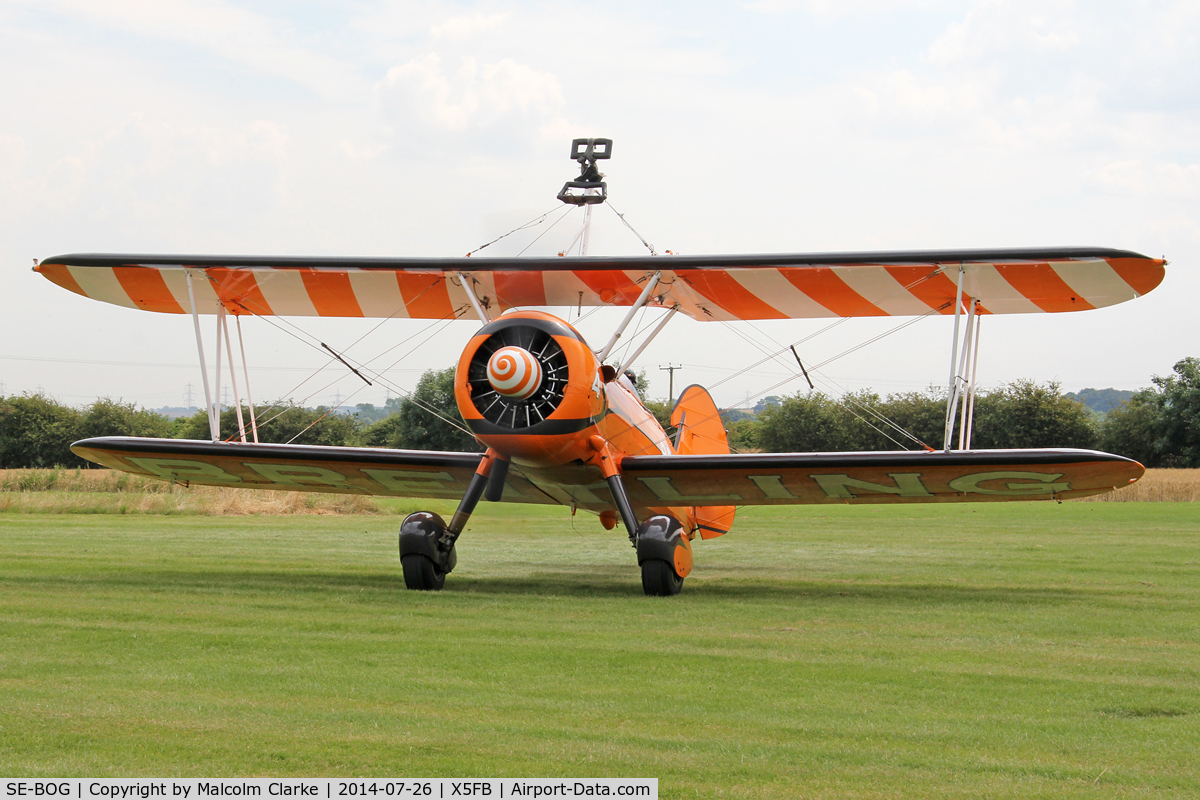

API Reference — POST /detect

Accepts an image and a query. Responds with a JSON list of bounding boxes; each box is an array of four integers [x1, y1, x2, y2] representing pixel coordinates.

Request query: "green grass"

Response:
[[1, 502, 1198, 798]]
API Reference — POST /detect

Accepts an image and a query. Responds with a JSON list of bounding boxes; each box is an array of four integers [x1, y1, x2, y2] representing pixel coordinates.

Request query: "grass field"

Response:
[[1, 499, 1198, 797]]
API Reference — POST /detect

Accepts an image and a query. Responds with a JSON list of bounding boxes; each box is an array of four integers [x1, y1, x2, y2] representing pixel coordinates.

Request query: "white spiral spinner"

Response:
[[486, 346, 543, 400]]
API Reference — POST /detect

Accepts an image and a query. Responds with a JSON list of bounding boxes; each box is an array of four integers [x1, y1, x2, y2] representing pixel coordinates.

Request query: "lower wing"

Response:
[[70, 437, 555, 504], [619, 449, 1142, 505], [73, 438, 1140, 506]]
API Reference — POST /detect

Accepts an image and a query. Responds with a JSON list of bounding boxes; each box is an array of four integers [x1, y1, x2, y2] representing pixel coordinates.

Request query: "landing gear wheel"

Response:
[[401, 553, 446, 591], [641, 558, 683, 597]]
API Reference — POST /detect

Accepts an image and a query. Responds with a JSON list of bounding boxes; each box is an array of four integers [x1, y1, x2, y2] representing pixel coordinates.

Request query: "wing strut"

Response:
[[617, 304, 679, 373], [945, 293, 979, 451], [458, 272, 491, 322], [221, 311, 247, 442], [186, 269, 219, 442], [214, 301, 227, 439], [960, 304, 982, 450], [943, 264, 965, 450], [581, 204, 594, 255], [597, 271, 661, 362], [235, 316, 260, 443]]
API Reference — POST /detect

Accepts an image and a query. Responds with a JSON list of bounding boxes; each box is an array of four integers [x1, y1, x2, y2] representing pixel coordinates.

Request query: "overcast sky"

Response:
[[1, 0, 1197, 412]]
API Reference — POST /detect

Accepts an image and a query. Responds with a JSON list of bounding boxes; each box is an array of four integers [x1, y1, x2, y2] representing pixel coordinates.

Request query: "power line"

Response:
[[0, 353, 427, 373]]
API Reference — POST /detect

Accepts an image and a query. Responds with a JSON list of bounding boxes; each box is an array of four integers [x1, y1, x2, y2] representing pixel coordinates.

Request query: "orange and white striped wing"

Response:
[[35, 248, 1164, 321]]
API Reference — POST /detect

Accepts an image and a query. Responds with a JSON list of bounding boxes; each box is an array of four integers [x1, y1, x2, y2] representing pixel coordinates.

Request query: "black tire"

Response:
[[641, 558, 683, 596], [401, 553, 446, 591]]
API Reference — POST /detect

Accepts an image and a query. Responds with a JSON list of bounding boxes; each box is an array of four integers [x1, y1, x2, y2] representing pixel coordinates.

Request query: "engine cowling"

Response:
[[455, 310, 605, 466]]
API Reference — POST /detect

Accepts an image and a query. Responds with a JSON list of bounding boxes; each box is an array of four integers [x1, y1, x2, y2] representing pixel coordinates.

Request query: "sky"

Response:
[[1, 0, 1197, 412]]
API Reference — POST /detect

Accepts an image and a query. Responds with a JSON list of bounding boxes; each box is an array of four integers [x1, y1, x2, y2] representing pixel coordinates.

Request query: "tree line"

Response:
[[0, 369, 478, 469], [3, 358, 1198, 469], [721, 357, 1200, 467]]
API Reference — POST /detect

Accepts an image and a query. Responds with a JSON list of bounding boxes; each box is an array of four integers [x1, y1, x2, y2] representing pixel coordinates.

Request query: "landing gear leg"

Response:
[[605, 472, 640, 548], [398, 450, 496, 591], [588, 437, 691, 595], [588, 436, 640, 547]]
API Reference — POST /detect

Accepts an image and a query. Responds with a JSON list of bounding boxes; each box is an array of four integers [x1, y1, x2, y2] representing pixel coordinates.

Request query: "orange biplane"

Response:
[[35, 139, 1165, 595]]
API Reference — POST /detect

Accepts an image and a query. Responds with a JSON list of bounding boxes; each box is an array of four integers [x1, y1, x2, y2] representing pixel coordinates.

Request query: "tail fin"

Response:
[[671, 384, 730, 456], [670, 385, 735, 539]]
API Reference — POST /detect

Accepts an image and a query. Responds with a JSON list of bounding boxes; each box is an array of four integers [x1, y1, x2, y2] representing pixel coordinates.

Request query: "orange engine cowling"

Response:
[[455, 310, 605, 467]]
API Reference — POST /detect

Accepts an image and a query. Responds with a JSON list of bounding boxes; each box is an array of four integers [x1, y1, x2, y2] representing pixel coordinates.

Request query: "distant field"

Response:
[[0, 468, 390, 515], [2, 467, 1197, 515], [1079, 468, 1200, 502], [1, 501, 1197, 797]]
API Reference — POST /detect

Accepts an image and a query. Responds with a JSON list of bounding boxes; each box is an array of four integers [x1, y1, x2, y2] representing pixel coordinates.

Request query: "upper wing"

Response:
[[618, 448, 1143, 505], [35, 247, 1164, 322], [71, 437, 557, 504]]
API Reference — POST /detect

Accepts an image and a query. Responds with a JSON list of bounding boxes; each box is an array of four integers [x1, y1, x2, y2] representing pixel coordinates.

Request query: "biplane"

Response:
[[35, 139, 1166, 595]]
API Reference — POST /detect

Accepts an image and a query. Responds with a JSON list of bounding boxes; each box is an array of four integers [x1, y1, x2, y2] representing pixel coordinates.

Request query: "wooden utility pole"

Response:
[[659, 363, 682, 402]]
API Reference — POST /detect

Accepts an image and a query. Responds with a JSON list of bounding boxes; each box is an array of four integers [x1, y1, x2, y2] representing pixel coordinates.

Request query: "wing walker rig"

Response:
[[37, 139, 1167, 595]]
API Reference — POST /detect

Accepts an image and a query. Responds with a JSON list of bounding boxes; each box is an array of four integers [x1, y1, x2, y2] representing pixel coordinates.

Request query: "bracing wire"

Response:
[[710, 305, 945, 450], [611, 306, 650, 368], [808, 307, 946, 373], [209, 196, 648, 442], [195, 208, 953, 450], [205, 279, 475, 441], [713, 318, 908, 449], [706, 267, 945, 392], [734, 308, 944, 412], [558, 211, 589, 257], [730, 318, 932, 450], [339, 313, 476, 431], [282, 309, 477, 444], [517, 205, 577, 256], [197, 197, 650, 444], [465, 205, 565, 256], [205, 273, 450, 404], [605, 202, 657, 255]]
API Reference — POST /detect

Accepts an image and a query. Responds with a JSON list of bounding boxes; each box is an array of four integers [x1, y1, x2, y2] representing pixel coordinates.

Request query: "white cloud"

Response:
[[9, 0, 364, 100], [924, 0, 1200, 108], [740, 0, 943, 18], [4, 0, 1199, 405], [376, 53, 566, 135], [0, 133, 29, 182], [926, 2, 1081, 65], [431, 12, 509, 40], [338, 140, 386, 161], [1089, 160, 1200, 200], [759, 0, 1200, 163], [243, 120, 290, 162]]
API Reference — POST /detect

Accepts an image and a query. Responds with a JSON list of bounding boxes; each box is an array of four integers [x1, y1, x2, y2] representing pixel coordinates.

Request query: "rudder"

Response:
[[670, 385, 735, 539]]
